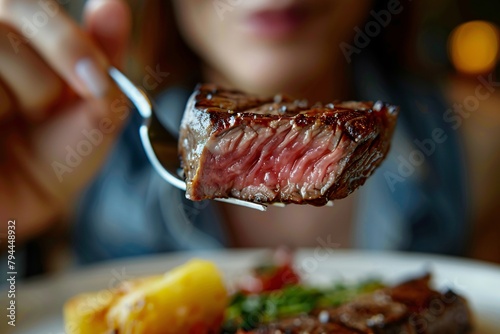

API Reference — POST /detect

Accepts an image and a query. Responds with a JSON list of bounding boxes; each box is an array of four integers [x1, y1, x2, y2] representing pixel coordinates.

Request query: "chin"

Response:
[[232, 70, 312, 97], [223, 50, 332, 97]]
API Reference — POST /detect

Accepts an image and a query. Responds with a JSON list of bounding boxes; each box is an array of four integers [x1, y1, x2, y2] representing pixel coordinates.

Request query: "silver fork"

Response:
[[108, 67, 268, 211]]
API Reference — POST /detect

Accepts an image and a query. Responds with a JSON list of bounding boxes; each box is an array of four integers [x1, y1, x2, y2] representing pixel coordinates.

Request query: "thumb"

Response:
[[83, 0, 131, 68]]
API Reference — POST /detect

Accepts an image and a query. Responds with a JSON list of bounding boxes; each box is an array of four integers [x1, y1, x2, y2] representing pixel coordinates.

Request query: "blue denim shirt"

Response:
[[74, 61, 470, 264]]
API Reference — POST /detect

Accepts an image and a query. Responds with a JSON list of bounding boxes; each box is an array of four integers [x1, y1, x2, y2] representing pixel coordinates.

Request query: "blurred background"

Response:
[[4, 0, 500, 279], [406, 0, 500, 264]]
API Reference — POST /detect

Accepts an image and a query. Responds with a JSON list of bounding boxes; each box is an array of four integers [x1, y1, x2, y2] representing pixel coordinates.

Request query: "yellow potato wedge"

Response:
[[64, 259, 227, 334]]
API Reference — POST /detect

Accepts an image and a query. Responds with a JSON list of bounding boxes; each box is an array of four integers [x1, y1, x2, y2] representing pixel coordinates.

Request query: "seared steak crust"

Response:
[[179, 84, 398, 205], [241, 275, 472, 334]]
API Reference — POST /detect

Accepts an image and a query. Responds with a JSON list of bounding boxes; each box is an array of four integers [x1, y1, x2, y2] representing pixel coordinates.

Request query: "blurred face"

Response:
[[172, 0, 372, 95]]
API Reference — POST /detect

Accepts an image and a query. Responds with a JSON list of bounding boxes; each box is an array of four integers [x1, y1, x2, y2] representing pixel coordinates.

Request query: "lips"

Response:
[[241, 4, 311, 40]]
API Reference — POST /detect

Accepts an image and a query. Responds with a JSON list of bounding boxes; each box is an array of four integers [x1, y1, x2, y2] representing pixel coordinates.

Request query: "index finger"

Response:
[[0, 0, 110, 100]]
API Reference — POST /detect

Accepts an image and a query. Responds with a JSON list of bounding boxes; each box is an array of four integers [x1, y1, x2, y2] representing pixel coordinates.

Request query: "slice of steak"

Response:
[[179, 84, 398, 205], [240, 275, 472, 334], [387, 275, 472, 334]]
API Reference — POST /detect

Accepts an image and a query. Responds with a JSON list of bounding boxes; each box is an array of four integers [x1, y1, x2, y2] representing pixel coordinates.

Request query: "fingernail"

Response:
[[75, 58, 109, 98]]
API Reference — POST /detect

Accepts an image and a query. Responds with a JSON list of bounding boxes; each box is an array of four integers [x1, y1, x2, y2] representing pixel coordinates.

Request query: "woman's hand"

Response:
[[0, 0, 131, 241]]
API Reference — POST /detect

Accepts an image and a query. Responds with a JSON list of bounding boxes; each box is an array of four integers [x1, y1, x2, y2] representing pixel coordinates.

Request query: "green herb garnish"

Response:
[[221, 279, 385, 333]]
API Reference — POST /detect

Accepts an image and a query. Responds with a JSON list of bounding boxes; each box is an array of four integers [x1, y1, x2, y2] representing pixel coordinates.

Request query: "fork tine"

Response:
[[109, 67, 152, 119], [109, 67, 269, 212], [215, 198, 267, 211]]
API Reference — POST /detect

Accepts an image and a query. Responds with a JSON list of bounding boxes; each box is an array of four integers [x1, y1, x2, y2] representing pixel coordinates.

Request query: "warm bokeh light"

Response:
[[449, 20, 499, 74]]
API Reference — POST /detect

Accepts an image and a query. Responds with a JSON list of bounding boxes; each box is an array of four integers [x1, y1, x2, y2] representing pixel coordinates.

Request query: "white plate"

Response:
[[2, 250, 500, 334]]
